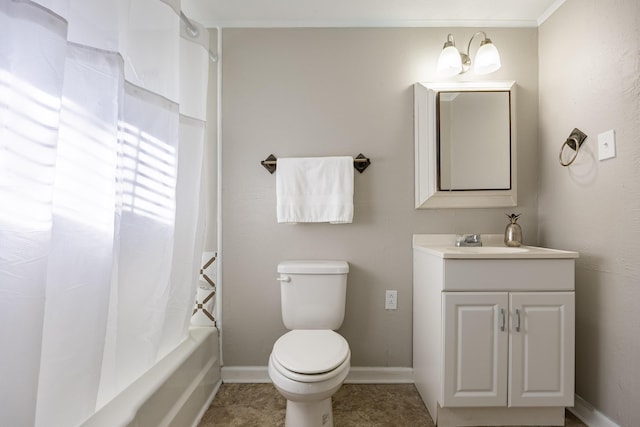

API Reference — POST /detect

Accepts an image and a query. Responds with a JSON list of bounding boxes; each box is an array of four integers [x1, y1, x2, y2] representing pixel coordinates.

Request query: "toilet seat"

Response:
[[271, 330, 350, 382], [270, 352, 350, 384]]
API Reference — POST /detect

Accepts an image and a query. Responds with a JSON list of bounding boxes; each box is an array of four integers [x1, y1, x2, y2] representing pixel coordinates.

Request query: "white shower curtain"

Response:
[[0, 0, 210, 426]]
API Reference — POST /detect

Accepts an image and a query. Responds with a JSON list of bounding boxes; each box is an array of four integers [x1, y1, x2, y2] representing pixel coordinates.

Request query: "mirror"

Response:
[[414, 81, 517, 208], [438, 91, 511, 190]]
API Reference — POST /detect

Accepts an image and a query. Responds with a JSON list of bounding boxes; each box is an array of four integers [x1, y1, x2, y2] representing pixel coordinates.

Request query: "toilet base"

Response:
[[285, 397, 333, 427]]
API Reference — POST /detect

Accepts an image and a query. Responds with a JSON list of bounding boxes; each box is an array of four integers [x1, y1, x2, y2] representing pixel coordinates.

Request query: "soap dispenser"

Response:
[[504, 214, 522, 247]]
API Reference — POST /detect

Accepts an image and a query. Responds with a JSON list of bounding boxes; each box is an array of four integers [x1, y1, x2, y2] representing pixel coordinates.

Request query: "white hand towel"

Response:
[[276, 156, 354, 224]]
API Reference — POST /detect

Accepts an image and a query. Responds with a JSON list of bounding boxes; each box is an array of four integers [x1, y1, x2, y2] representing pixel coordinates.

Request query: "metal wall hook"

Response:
[[559, 128, 588, 167]]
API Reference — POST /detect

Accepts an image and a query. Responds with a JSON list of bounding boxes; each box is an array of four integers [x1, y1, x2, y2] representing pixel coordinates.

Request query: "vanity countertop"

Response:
[[413, 234, 579, 259]]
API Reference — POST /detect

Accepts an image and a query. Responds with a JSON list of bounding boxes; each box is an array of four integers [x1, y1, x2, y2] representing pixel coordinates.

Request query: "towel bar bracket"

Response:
[[260, 153, 371, 174], [261, 154, 278, 174], [353, 153, 371, 173]]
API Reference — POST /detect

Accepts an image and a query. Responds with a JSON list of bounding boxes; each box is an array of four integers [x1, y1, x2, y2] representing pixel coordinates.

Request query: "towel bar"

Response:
[[261, 153, 371, 174]]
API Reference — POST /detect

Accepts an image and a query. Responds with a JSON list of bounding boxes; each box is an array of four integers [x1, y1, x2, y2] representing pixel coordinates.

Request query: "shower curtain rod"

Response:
[[180, 11, 219, 63]]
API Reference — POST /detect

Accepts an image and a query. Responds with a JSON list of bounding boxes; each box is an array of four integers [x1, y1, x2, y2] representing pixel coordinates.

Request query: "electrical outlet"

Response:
[[598, 129, 616, 160], [385, 290, 397, 310]]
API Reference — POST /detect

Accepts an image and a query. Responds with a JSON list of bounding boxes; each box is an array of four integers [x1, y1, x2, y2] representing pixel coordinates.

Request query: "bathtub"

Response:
[[81, 327, 221, 427]]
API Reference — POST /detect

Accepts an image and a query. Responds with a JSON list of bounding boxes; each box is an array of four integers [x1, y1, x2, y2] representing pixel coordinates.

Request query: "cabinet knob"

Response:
[[500, 308, 505, 332], [515, 308, 521, 332]]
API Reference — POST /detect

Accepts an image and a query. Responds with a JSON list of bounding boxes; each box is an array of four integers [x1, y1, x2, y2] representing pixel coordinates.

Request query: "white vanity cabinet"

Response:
[[442, 291, 575, 408], [413, 235, 578, 427]]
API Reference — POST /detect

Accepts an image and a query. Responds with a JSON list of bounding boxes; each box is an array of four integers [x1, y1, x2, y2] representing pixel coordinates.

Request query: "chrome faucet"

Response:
[[455, 234, 483, 247]]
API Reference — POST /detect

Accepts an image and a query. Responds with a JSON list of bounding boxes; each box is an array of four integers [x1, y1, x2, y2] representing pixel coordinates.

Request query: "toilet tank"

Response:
[[277, 260, 349, 330]]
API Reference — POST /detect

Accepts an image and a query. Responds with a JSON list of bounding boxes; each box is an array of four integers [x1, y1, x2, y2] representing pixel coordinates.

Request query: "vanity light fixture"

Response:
[[437, 32, 501, 76]]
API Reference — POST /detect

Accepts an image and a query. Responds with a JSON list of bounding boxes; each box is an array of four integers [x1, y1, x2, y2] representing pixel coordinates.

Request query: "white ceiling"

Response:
[[182, 0, 565, 28]]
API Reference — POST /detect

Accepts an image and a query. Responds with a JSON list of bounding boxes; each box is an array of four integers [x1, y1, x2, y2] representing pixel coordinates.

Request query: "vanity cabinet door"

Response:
[[508, 292, 575, 407], [442, 292, 508, 407]]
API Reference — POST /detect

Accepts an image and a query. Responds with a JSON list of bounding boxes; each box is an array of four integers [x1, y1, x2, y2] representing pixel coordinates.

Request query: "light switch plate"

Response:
[[598, 129, 616, 160]]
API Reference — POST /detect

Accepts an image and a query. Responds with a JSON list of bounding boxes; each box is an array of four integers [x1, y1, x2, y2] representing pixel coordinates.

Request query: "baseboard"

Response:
[[221, 366, 414, 384], [222, 366, 271, 383], [569, 394, 621, 427], [344, 367, 414, 384]]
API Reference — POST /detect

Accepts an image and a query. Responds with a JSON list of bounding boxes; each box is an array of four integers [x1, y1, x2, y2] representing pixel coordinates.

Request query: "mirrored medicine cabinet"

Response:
[[414, 81, 517, 209]]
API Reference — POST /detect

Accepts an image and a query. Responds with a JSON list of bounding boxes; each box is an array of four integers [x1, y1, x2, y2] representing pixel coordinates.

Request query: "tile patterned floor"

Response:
[[198, 383, 587, 427]]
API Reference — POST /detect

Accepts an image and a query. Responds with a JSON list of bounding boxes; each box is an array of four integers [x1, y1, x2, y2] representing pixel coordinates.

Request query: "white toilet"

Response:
[[268, 260, 351, 427]]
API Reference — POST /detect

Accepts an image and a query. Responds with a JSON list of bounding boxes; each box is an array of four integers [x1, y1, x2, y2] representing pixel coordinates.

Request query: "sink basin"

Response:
[[449, 246, 529, 254]]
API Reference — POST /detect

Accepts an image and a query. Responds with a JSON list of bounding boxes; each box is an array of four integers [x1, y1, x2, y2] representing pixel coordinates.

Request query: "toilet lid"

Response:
[[272, 330, 349, 375]]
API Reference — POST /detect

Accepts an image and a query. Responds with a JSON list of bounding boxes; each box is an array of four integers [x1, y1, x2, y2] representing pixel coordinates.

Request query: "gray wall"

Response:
[[219, 27, 538, 367], [538, 1, 640, 426]]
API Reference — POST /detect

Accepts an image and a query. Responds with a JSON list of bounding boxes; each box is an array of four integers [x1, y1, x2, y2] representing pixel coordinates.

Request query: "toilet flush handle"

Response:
[[276, 275, 291, 283]]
